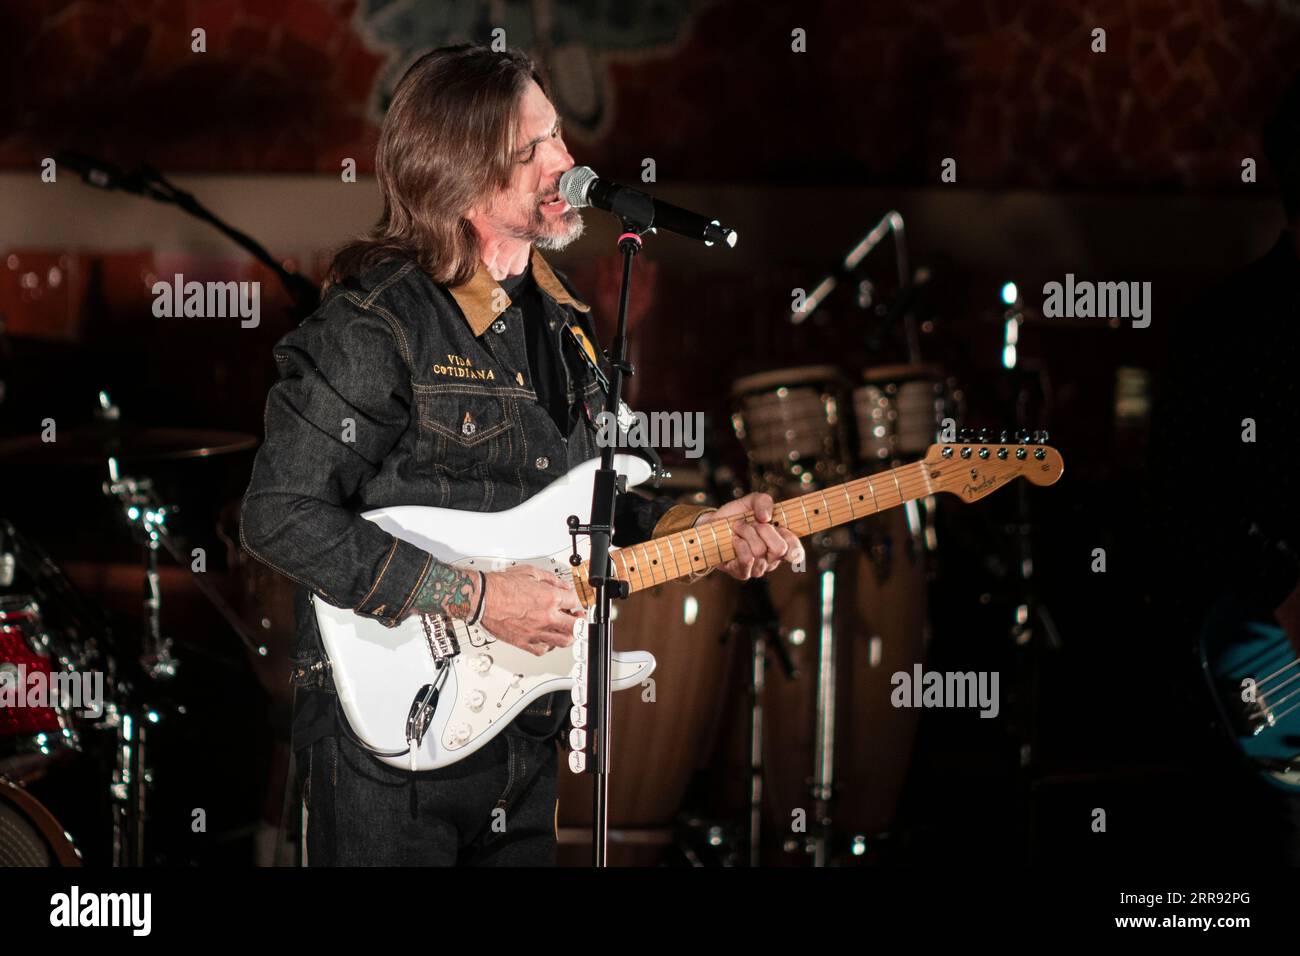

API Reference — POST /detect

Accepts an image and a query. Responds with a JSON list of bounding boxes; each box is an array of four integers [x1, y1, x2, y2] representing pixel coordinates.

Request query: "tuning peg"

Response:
[[1037, 429, 1049, 444], [977, 426, 990, 442], [999, 430, 1009, 443]]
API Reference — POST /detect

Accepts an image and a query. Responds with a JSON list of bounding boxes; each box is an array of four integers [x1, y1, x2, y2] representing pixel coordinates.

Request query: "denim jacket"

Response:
[[239, 249, 709, 741]]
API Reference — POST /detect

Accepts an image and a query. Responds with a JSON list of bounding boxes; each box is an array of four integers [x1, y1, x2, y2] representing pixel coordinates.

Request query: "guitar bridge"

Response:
[[419, 612, 459, 661]]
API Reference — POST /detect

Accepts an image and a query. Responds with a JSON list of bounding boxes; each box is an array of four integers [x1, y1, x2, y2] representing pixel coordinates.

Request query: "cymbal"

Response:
[[0, 423, 258, 465]]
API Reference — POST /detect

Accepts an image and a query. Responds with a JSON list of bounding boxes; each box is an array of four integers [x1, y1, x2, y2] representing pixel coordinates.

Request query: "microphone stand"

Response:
[[568, 219, 648, 867], [789, 210, 917, 358], [58, 152, 320, 319]]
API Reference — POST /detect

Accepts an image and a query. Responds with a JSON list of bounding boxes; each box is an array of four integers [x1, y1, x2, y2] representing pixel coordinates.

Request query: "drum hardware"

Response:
[[758, 518, 929, 866], [3, 390, 268, 865], [725, 576, 798, 867], [669, 814, 745, 867], [98, 438, 269, 863], [996, 418, 1062, 776], [807, 548, 841, 867]]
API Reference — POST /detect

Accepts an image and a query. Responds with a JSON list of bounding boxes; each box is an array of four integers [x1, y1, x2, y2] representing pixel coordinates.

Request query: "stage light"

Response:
[[1002, 316, 1020, 369]]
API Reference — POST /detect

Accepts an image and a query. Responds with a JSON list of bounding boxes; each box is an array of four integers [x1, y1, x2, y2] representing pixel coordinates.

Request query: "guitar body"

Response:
[[312, 439, 1063, 771], [1198, 595, 1300, 791], [312, 454, 655, 771]]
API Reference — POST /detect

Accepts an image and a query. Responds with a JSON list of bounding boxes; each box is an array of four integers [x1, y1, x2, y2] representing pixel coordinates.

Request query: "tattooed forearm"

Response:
[[409, 560, 481, 621]]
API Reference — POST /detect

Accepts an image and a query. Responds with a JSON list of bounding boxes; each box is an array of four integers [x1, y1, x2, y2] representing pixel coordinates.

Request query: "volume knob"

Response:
[[446, 722, 472, 747]]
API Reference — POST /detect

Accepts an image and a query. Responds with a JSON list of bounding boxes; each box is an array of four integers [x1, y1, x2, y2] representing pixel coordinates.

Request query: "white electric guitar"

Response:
[[312, 441, 1064, 770]]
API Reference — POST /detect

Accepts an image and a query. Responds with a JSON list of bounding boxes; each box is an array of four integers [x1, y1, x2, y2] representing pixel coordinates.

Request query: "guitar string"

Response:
[[1254, 672, 1300, 718], [590, 463, 937, 594], [613, 462, 936, 591], [1248, 655, 1300, 692], [1232, 653, 1300, 726], [578, 449, 1056, 597], [1257, 662, 1300, 696], [1265, 698, 1300, 726]]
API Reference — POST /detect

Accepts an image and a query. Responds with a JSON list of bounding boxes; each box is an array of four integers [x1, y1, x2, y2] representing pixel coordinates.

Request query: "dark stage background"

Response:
[[1, 0, 1297, 867]]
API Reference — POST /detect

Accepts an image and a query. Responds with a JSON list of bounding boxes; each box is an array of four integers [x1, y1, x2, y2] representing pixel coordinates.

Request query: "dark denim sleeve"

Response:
[[612, 492, 673, 546], [239, 293, 432, 628]]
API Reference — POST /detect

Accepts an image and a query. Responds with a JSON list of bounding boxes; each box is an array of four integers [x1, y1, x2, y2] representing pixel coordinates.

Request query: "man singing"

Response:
[[239, 44, 802, 866]]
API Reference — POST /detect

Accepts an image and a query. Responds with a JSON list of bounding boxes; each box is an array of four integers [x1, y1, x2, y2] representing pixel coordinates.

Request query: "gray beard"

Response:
[[509, 205, 585, 251]]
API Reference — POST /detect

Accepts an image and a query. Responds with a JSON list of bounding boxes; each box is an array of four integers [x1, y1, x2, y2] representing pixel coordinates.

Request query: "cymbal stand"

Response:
[[103, 458, 178, 682], [808, 544, 841, 867]]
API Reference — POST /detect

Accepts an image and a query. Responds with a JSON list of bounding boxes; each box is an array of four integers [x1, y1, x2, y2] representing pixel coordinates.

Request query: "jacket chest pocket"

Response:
[[416, 388, 517, 478]]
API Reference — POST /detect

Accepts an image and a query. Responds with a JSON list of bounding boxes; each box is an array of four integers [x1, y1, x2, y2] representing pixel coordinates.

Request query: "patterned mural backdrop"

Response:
[[3, 0, 1299, 189], [2, 0, 1300, 891]]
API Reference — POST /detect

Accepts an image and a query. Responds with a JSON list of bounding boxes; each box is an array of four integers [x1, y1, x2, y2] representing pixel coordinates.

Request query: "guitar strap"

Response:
[[560, 317, 632, 433], [559, 314, 665, 480]]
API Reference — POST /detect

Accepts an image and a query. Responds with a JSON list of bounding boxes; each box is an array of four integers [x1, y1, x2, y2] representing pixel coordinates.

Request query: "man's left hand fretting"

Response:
[[696, 492, 805, 580]]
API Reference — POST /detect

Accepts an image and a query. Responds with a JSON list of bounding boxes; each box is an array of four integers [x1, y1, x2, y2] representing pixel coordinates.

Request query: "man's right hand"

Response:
[[479, 564, 584, 657]]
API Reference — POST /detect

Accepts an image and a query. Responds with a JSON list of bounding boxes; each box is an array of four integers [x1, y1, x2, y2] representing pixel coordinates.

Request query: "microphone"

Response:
[[559, 166, 737, 248]]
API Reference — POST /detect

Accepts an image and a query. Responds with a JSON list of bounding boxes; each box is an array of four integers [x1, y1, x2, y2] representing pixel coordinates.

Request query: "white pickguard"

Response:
[[311, 454, 657, 771]]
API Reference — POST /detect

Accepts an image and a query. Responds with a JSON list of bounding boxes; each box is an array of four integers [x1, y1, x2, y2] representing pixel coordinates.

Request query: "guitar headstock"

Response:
[[922, 430, 1064, 502]]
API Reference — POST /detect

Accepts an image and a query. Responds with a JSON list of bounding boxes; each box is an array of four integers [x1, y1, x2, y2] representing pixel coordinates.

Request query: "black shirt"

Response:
[[501, 264, 570, 436]]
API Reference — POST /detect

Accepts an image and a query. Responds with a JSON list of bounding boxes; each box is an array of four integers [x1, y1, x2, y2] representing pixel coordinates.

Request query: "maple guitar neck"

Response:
[[572, 441, 1065, 607]]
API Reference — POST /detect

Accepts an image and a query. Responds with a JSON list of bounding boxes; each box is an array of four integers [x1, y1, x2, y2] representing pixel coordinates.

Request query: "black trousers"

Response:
[[297, 728, 560, 866]]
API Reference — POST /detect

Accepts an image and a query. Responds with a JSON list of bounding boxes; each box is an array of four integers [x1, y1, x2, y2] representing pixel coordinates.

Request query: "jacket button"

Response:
[[535, 456, 549, 470], [491, 318, 507, 334]]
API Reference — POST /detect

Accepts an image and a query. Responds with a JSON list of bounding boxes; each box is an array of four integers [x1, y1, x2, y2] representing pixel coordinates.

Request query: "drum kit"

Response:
[[0, 391, 263, 867]]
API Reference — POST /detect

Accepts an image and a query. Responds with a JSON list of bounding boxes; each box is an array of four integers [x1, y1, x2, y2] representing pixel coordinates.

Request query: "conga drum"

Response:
[[730, 366, 851, 498], [852, 363, 950, 468], [760, 506, 928, 860], [557, 470, 740, 866]]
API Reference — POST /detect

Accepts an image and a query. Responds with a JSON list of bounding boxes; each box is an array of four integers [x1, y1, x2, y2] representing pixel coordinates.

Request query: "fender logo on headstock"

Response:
[[962, 475, 998, 497]]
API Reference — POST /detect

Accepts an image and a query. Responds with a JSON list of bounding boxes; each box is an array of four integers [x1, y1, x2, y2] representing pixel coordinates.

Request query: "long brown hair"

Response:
[[327, 45, 545, 288]]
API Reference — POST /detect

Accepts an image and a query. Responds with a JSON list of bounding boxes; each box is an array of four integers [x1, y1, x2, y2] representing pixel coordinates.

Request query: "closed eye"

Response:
[[517, 120, 563, 165]]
